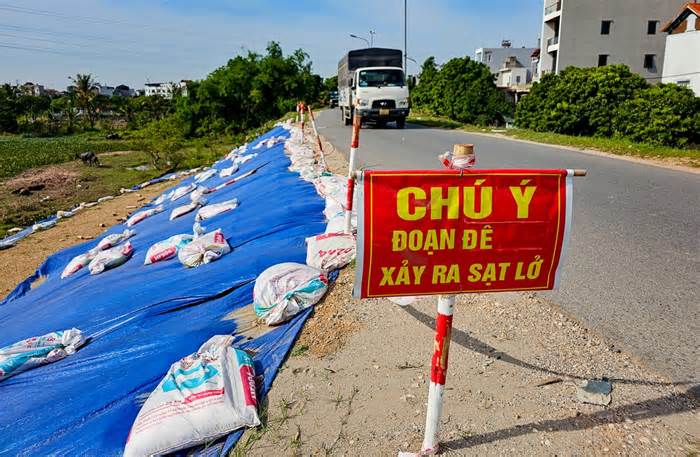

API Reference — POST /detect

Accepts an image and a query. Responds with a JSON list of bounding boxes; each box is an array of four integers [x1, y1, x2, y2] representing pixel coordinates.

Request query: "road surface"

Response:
[[315, 109, 699, 383]]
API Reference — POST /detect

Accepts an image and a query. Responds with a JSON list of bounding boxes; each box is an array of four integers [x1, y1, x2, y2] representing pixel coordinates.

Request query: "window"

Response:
[[601, 20, 612, 35], [598, 54, 609, 67], [516, 75, 521, 83], [647, 20, 658, 35], [644, 54, 656, 70], [676, 80, 690, 87]]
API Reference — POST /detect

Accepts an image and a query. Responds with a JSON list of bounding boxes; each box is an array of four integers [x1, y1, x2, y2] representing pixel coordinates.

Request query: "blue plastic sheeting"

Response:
[[0, 125, 327, 456]]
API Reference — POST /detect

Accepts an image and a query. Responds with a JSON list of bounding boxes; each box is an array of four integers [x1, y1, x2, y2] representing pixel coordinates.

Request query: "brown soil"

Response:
[[4, 166, 80, 191], [0, 180, 175, 299]]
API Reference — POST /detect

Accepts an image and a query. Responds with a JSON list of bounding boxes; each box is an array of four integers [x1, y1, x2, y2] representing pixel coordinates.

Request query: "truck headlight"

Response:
[[398, 99, 409, 108], [357, 99, 369, 107]]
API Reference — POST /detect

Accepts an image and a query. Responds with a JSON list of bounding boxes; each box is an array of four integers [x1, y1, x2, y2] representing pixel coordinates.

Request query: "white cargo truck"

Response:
[[337, 48, 410, 129]]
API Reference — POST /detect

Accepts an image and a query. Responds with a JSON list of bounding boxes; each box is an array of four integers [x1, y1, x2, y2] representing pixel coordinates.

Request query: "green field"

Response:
[[0, 134, 140, 178]]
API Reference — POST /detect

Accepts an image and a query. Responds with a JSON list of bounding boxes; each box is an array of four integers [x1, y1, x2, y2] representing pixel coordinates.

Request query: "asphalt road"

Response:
[[315, 108, 699, 383]]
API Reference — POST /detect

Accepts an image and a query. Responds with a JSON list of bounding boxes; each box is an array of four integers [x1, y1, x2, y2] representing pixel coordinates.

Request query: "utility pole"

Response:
[[369, 30, 376, 47], [404, 0, 408, 73]]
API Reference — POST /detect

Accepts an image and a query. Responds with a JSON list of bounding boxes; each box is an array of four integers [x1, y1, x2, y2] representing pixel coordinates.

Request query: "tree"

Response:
[[17, 95, 51, 124], [411, 57, 438, 108], [411, 56, 511, 125], [0, 84, 19, 133], [50, 95, 77, 133], [175, 41, 323, 137], [70, 73, 98, 127], [515, 65, 648, 136], [612, 83, 700, 147]]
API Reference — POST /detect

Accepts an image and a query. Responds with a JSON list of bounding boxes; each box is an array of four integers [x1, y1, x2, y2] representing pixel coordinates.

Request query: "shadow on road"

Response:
[[441, 384, 699, 452], [401, 305, 697, 388]]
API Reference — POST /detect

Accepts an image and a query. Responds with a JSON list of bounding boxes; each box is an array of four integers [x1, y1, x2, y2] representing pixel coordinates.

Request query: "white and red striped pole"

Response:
[[420, 295, 455, 454], [344, 113, 361, 234], [307, 106, 328, 170]]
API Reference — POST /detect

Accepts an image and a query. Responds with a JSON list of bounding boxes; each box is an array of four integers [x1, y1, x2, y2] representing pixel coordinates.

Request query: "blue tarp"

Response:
[[0, 126, 326, 456]]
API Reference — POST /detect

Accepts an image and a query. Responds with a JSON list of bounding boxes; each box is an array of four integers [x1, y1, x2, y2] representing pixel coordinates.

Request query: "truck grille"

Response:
[[372, 99, 396, 109]]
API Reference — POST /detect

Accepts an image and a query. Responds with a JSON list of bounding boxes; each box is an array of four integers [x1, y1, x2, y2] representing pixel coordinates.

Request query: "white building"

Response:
[[539, 0, 687, 80], [475, 41, 537, 84], [144, 81, 190, 98], [662, 2, 700, 94]]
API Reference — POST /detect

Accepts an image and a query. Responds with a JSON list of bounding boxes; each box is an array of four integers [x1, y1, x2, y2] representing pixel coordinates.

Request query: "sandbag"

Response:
[[123, 335, 259, 457], [219, 163, 239, 178], [190, 186, 209, 203], [61, 252, 96, 279], [253, 262, 328, 325], [126, 206, 164, 227], [234, 153, 257, 165], [97, 229, 135, 251], [170, 184, 197, 202], [178, 229, 231, 268], [32, 220, 56, 232], [306, 233, 356, 273], [170, 199, 206, 221], [195, 199, 239, 221], [88, 242, 134, 275], [144, 234, 194, 265], [194, 169, 217, 183], [153, 190, 174, 206], [0, 329, 85, 382]]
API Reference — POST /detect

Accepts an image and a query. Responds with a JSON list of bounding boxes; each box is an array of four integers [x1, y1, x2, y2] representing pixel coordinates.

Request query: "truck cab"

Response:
[[338, 48, 410, 129], [351, 67, 409, 128]]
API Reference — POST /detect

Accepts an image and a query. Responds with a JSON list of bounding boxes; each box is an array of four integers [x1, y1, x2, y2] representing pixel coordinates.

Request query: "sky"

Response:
[[0, 0, 543, 90]]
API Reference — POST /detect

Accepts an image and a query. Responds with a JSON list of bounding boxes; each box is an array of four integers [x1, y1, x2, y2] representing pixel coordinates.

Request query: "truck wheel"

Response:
[[396, 117, 406, 129]]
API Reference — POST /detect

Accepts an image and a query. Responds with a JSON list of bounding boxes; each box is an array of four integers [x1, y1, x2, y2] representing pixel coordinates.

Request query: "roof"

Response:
[[662, 2, 700, 33]]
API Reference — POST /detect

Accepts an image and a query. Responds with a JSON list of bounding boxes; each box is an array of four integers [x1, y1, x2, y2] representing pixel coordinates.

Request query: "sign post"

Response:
[[344, 113, 362, 234], [307, 106, 328, 170], [352, 147, 585, 455]]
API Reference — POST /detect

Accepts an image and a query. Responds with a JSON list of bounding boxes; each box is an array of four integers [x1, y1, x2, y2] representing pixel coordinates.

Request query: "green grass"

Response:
[[0, 133, 139, 178], [407, 112, 465, 130], [408, 111, 700, 166], [502, 129, 700, 164]]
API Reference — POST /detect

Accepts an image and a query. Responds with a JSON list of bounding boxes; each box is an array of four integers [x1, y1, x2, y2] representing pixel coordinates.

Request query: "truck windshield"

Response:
[[358, 69, 404, 87]]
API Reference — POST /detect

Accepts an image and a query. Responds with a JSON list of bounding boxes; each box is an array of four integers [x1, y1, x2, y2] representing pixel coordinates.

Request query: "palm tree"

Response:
[[69, 73, 98, 127]]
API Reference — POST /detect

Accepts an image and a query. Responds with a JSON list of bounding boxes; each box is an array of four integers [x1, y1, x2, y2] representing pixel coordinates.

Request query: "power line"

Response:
[[0, 3, 138, 26]]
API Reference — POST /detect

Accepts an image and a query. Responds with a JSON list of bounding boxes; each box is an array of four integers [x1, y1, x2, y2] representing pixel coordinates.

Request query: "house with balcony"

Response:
[[474, 40, 537, 84], [538, 0, 687, 80], [661, 2, 700, 94]]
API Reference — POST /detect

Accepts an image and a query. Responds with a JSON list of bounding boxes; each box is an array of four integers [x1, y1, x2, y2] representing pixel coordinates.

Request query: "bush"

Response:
[[516, 65, 648, 136], [412, 56, 511, 125], [612, 84, 700, 147], [134, 114, 187, 171]]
